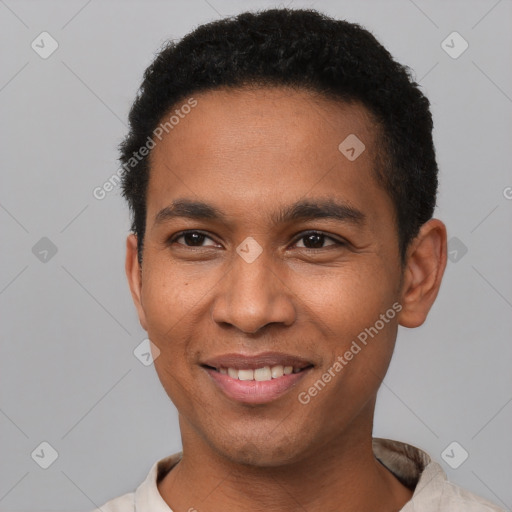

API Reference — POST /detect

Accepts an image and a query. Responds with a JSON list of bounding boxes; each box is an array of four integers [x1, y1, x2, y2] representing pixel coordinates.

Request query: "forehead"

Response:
[[146, 86, 391, 229], [155, 86, 379, 159]]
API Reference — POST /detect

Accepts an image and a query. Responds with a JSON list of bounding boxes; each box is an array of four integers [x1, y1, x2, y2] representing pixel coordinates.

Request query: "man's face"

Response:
[[129, 87, 406, 465]]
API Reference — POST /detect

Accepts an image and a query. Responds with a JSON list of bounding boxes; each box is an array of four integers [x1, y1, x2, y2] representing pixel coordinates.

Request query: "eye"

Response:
[[168, 230, 219, 248], [167, 230, 346, 251], [293, 231, 345, 250]]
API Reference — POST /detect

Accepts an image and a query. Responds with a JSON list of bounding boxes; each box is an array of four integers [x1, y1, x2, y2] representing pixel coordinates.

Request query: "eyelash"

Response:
[[167, 230, 346, 251]]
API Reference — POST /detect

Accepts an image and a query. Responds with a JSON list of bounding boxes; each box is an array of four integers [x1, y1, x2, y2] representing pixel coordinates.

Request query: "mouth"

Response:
[[201, 352, 314, 404], [203, 364, 311, 380]]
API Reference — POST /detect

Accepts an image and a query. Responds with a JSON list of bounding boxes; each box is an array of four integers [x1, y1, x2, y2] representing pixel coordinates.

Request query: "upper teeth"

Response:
[[219, 365, 300, 381]]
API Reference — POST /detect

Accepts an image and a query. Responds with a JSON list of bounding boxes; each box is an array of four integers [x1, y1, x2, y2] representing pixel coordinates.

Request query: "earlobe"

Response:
[[125, 234, 148, 331], [398, 219, 447, 328]]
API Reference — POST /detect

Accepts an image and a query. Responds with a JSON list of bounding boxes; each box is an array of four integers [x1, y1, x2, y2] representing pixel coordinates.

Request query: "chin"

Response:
[[211, 431, 311, 468]]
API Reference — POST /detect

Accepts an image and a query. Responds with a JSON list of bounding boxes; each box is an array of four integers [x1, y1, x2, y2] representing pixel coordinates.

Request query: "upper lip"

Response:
[[201, 351, 314, 370]]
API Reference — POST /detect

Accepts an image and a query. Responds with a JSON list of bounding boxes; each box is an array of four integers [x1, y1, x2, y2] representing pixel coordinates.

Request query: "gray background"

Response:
[[1, 0, 511, 510]]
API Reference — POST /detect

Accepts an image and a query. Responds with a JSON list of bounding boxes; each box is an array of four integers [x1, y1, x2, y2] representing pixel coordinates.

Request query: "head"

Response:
[[122, 8, 446, 466]]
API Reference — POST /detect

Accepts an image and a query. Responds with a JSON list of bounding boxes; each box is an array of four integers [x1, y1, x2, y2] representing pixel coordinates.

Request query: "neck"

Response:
[[158, 406, 413, 512]]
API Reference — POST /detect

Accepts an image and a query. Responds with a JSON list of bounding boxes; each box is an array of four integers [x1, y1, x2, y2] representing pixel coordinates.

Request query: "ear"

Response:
[[125, 233, 148, 331], [398, 219, 447, 328]]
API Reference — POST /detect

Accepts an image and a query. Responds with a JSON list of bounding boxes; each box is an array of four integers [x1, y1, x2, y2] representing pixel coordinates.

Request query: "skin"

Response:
[[125, 86, 447, 512]]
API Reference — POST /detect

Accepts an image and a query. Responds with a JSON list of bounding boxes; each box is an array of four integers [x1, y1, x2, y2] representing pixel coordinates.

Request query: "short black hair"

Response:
[[119, 8, 438, 265]]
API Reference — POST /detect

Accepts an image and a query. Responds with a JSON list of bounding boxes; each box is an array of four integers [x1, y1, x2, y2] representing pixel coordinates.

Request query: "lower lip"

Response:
[[204, 367, 311, 404]]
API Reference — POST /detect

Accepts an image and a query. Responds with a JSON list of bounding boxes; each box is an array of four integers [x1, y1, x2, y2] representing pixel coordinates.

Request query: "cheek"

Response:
[[141, 256, 211, 333], [139, 257, 218, 392], [140, 270, 193, 388], [292, 261, 401, 395], [290, 260, 400, 335], [143, 267, 200, 408]]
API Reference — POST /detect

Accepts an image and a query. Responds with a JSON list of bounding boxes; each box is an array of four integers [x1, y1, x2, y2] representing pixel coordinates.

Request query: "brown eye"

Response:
[[294, 231, 342, 249], [170, 231, 218, 247]]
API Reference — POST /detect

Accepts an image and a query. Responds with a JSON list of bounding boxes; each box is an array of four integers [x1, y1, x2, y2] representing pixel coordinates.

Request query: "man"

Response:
[[96, 8, 504, 512]]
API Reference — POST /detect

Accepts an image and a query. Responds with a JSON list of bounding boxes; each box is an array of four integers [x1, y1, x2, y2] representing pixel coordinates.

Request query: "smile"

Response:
[[201, 352, 314, 404], [208, 365, 307, 381]]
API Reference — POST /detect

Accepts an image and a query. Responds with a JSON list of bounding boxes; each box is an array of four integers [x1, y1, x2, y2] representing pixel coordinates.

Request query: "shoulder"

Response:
[[405, 459, 506, 511], [437, 478, 506, 512], [88, 452, 182, 512], [372, 439, 506, 512], [90, 491, 135, 512]]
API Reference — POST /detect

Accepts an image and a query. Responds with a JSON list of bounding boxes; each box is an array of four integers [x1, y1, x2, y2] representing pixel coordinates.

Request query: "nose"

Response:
[[210, 248, 296, 334]]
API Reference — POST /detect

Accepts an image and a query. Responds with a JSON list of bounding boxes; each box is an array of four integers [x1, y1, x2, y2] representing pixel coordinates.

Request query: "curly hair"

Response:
[[119, 8, 438, 265]]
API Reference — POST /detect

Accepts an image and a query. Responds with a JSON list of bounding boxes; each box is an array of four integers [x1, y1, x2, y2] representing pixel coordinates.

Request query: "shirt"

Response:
[[93, 438, 506, 511]]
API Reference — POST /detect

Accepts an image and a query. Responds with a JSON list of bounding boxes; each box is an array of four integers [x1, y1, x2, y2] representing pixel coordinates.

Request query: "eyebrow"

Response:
[[154, 198, 365, 227]]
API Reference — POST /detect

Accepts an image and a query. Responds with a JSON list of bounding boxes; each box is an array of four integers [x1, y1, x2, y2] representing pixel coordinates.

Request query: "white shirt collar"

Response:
[[127, 438, 504, 511]]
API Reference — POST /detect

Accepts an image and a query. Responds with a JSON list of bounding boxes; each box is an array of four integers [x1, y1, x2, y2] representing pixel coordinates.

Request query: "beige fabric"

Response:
[[94, 438, 505, 511]]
